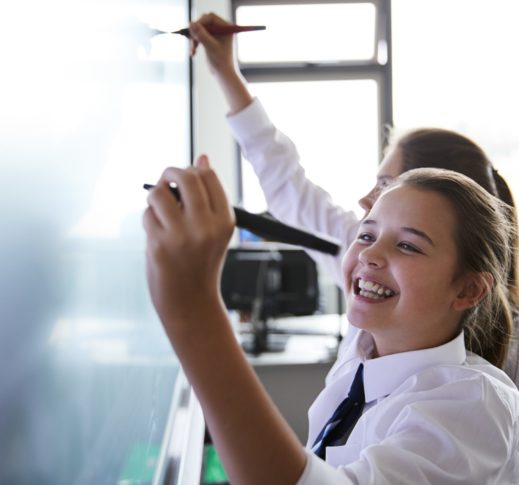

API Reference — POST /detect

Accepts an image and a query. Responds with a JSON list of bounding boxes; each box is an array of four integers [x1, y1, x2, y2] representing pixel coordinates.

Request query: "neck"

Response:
[[370, 328, 459, 358]]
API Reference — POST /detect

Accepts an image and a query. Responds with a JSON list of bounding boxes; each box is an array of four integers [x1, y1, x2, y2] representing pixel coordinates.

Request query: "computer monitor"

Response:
[[221, 246, 319, 353]]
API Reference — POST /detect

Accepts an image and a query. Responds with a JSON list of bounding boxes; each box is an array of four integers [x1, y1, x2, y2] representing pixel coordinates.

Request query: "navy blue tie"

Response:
[[311, 363, 365, 459]]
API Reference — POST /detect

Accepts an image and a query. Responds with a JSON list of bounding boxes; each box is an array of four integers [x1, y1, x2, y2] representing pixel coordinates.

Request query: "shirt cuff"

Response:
[[296, 450, 355, 485], [226, 97, 272, 146]]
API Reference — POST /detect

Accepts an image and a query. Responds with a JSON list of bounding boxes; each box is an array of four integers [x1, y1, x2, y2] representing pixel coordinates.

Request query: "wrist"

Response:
[[216, 70, 253, 115], [159, 290, 228, 343]]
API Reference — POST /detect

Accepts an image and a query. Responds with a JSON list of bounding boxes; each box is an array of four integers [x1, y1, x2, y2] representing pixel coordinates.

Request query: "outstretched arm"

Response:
[[188, 13, 359, 289], [143, 155, 307, 485], [189, 13, 253, 115]]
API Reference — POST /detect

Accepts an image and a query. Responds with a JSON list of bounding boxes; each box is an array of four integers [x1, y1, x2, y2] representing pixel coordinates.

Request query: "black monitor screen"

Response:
[[221, 247, 319, 318]]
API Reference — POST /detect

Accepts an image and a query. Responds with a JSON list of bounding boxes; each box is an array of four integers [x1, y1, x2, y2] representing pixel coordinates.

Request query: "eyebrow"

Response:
[[361, 220, 435, 247]]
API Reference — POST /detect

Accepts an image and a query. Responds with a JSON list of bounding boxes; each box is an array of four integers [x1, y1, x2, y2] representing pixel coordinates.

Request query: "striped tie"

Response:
[[311, 363, 365, 459]]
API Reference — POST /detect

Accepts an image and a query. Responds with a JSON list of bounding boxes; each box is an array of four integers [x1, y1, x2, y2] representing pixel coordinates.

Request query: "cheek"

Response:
[[341, 245, 359, 289], [397, 268, 457, 307]]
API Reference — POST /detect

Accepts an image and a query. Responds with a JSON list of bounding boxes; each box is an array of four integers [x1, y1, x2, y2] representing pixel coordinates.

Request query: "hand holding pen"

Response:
[[187, 13, 256, 114], [187, 13, 249, 65], [174, 24, 265, 39], [143, 156, 236, 323]]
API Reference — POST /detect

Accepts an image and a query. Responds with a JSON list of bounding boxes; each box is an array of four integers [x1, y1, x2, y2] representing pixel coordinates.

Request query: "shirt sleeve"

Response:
[[227, 98, 360, 290], [297, 451, 356, 485]]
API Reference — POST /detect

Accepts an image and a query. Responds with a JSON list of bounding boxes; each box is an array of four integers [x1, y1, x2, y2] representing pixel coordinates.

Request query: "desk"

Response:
[[240, 313, 346, 364]]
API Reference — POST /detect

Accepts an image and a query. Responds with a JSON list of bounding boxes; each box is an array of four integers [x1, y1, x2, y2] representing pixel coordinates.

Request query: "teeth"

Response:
[[357, 278, 395, 298]]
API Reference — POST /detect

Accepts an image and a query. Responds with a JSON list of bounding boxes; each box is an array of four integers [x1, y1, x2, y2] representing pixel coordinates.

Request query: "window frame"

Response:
[[231, 0, 393, 202]]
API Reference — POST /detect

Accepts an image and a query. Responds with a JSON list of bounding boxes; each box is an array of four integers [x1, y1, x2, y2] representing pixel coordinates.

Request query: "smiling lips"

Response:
[[355, 277, 396, 300]]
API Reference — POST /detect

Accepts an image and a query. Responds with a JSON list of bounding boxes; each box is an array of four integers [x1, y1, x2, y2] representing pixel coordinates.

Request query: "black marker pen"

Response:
[[143, 184, 340, 256]]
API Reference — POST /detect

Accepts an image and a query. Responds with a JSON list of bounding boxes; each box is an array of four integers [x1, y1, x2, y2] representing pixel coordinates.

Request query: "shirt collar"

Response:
[[341, 330, 467, 403]]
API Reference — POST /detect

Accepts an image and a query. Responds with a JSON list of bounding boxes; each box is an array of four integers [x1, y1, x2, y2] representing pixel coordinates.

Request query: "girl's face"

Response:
[[343, 184, 469, 357], [358, 146, 404, 215]]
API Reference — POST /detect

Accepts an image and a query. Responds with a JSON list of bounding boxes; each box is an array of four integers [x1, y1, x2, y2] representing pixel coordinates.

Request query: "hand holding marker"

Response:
[[143, 184, 340, 255]]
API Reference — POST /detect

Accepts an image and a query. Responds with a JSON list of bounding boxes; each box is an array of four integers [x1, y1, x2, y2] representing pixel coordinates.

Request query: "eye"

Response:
[[376, 177, 393, 191], [357, 232, 375, 244], [397, 241, 422, 254]]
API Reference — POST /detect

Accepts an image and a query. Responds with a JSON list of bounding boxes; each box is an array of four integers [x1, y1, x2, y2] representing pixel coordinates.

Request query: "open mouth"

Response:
[[354, 277, 396, 300]]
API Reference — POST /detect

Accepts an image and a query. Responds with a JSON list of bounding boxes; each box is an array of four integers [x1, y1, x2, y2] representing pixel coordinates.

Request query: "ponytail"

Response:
[[492, 168, 519, 307], [464, 283, 513, 368]]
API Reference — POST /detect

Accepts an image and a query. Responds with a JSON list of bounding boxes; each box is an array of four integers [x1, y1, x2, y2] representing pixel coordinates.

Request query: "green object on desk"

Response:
[[203, 444, 229, 484]]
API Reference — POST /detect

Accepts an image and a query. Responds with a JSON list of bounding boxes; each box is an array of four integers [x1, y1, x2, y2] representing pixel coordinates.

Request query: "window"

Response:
[[233, 1, 392, 217], [236, 2, 376, 62]]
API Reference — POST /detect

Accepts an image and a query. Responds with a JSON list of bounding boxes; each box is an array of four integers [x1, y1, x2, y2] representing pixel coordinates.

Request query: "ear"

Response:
[[452, 272, 493, 312]]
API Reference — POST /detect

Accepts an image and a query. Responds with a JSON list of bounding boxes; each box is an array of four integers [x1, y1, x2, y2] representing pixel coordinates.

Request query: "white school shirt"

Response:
[[227, 98, 359, 290], [297, 330, 519, 484]]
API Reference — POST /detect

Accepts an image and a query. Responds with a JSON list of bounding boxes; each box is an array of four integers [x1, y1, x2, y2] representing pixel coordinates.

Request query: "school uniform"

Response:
[[299, 330, 519, 484]]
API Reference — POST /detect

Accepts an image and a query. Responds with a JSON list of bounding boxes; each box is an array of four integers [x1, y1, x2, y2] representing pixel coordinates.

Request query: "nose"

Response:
[[358, 187, 377, 214], [358, 241, 387, 268]]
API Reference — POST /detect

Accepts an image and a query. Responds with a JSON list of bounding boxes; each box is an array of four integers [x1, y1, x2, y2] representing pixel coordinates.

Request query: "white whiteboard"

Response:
[[0, 0, 191, 482]]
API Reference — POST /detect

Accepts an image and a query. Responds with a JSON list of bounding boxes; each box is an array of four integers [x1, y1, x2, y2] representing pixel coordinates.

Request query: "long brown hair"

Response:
[[395, 168, 516, 367], [394, 128, 518, 308]]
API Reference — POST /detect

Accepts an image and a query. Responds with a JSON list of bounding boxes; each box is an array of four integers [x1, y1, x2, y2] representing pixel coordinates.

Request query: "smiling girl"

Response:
[[144, 161, 518, 484]]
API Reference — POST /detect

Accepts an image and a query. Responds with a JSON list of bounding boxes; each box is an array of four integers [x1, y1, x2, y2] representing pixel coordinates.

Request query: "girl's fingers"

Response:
[[151, 162, 233, 230], [146, 181, 182, 229], [195, 153, 210, 169], [190, 38, 199, 57], [157, 166, 211, 219], [190, 13, 231, 47], [197, 12, 229, 28], [142, 205, 162, 235], [198, 166, 235, 223], [194, 154, 232, 217], [189, 21, 217, 50]]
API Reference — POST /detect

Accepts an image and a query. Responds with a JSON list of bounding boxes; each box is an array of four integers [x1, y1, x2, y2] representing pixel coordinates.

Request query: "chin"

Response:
[[346, 311, 378, 331]]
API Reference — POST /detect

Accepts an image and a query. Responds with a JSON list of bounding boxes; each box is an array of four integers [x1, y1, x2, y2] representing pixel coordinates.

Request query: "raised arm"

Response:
[[189, 13, 360, 289], [142, 156, 307, 485], [189, 13, 253, 115]]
